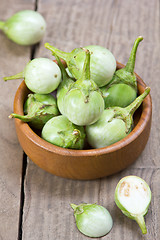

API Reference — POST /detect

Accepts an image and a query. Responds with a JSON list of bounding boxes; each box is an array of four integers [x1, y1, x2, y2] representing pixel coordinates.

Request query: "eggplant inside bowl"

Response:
[[13, 62, 152, 180]]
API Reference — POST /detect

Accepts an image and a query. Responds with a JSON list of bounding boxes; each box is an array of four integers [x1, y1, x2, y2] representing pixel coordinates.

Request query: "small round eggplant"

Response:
[[101, 36, 143, 108], [9, 93, 59, 129], [86, 87, 150, 148], [41, 115, 86, 149]]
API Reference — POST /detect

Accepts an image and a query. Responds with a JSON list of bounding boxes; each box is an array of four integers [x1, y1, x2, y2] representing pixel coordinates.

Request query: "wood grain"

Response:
[[0, 0, 35, 239], [22, 161, 160, 240], [21, 0, 160, 239], [0, 0, 159, 239]]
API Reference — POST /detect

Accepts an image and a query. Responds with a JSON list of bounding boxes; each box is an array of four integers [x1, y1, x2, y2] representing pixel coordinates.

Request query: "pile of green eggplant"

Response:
[[4, 36, 150, 150]]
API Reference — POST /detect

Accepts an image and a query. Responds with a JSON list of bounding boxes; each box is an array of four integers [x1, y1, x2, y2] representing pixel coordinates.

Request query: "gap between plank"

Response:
[[18, 0, 39, 239], [18, 152, 27, 240]]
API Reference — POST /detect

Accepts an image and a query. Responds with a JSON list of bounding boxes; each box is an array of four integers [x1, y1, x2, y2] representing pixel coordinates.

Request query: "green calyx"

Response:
[[57, 128, 84, 149], [70, 48, 101, 102], [9, 93, 59, 129], [45, 43, 85, 78], [71, 203, 88, 214], [107, 36, 143, 89], [71, 203, 91, 216]]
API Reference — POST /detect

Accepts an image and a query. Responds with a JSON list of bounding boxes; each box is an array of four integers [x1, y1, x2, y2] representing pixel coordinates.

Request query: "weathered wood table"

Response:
[[0, 0, 159, 239]]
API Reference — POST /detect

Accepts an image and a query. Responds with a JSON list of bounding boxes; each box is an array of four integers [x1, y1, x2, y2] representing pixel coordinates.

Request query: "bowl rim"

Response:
[[14, 61, 152, 156]]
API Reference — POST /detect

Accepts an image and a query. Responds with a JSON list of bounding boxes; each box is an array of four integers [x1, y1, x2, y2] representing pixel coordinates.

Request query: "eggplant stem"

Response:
[[45, 43, 68, 61], [0, 21, 5, 30], [125, 87, 150, 116], [135, 215, 147, 234], [125, 36, 143, 74], [54, 55, 68, 80], [9, 113, 33, 122], [80, 48, 90, 81], [3, 71, 24, 81], [72, 129, 80, 136], [70, 203, 77, 210]]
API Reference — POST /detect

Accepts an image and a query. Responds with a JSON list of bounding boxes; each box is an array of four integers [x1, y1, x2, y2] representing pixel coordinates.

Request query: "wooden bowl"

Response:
[[13, 62, 152, 180]]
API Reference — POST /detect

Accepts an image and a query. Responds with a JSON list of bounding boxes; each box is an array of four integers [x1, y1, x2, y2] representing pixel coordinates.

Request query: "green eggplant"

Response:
[[4, 58, 62, 94], [45, 44, 116, 87], [101, 36, 143, 108], [41, 115, 86, 149], [62, 48, 104, 126], [0, 10, 46, 45], [9, 93, 59, 129], [86, 87, 150, 148], [70, 203, 113, 237]]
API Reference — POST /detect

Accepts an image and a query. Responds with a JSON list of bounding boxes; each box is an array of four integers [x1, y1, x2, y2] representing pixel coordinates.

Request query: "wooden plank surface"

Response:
[[0, 0, 159, 239], [23, 164, 160, 240], [0, 1, 35, 239], [22, 0, 160, 239]]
